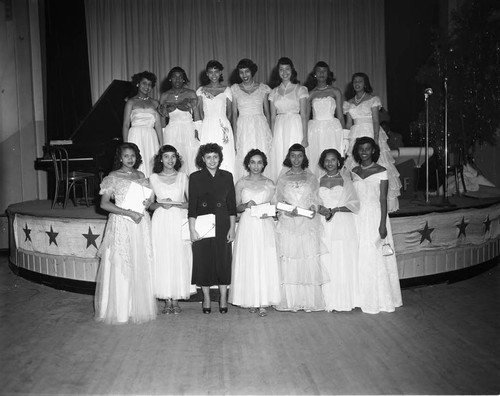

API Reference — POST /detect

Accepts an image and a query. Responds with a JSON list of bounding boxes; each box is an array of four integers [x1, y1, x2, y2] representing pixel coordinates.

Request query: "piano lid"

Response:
[[70, 80, 132, 144]]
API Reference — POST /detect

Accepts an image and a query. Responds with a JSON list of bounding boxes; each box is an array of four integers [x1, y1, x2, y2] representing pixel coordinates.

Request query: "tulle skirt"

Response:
[[274, 215, 329, 311], [229, 211, 281, 308], [163, 113, 200, 175], [95, 214, 156, 324], [200, 116, 235, 176]]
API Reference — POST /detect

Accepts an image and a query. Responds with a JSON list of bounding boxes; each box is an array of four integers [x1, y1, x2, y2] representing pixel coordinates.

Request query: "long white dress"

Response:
[[231, 83, 272, 181], [127, 108, 160, 177], [230, 178, 281, 308], [274, 171, 329, 311], [162, 109, 199, 175], [319, 172, 360, 312], [150, 172, 196, 300], [95, 176, 156, 324], [197, 87, 236, 175], [352, 170, 403, 314], [269, 84, 309, 181], [344, 97, 401, 212], [307, 97, 344, 178]]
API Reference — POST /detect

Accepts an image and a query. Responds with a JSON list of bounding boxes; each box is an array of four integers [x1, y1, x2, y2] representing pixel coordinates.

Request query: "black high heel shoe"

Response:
[[219, 299, 228, 314], [202, 299, 211, 314]]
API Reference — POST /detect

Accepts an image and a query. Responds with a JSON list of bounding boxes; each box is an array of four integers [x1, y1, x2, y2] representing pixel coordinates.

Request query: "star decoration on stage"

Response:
[[418, 221, 435, 244], [457, 216, 468, 238], [46, 225, 59, 246], [484, 216, 492, 234], [23, 223, 32, 242], [82, 227, 100, 249]]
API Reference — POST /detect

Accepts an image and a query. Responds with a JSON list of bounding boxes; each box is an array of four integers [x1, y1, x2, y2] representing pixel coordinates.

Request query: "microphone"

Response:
[[424, 87, 433, 100]]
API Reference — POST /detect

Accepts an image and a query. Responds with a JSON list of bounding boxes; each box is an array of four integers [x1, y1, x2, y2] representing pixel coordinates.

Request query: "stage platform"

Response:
[[7, 188, 500, 292]]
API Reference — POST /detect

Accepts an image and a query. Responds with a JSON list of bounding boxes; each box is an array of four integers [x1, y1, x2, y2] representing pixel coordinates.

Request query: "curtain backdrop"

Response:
[[85, 0, 386, 106]]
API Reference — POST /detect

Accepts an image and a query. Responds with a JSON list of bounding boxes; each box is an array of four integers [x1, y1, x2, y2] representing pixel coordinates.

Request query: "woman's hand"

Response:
[[160, 198, 173, 210], [190, 229, 200, 242], [143, 198, 153, 210], [318, 205, 330, 217], [246, 200, 257, 208], [301, 138, 309, 148], [379, 224, 388, 239], [128, 211, 143, 224], [227, 228, 236, 243]]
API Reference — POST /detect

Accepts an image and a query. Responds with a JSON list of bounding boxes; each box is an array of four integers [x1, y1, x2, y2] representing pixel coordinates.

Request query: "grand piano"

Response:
[[35, 80, 132, 181]]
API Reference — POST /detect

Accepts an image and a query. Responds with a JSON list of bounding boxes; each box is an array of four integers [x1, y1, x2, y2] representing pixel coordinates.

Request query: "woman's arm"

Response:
[[371, 105, 381, 144], [263, 93, 271, 127], [122, 99, 133, 141], [379, 179, 389, 239], [154, 111, 163, 146], [227, 215, 236, 242], [269, 100, 277, 133], [346, 112, 353, 130], [231, 95, 238, 147], [100, 190, 143, 223], [188, 174, 200, 241], [300, 96, 308, 147], [334, 88, 346, 128]]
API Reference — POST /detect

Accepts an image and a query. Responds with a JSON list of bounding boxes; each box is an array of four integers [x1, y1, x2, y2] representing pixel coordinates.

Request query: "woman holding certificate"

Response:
[[188, 143, 237, 314], [229, 149, 281, 317], [149, 145, 195, 314], [95, 143, 156, 324], [274, 144, 329, 312]]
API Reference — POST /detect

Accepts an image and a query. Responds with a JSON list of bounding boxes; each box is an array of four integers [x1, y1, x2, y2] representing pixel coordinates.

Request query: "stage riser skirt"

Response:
[[8, 202, 500, 282]]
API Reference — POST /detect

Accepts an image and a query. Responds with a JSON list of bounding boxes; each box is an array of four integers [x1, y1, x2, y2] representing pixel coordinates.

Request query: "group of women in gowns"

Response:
[[96, 58, 403, 324]]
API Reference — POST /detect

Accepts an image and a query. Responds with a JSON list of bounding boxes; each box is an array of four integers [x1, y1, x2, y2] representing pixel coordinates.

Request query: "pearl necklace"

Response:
[[354, 92, 366, 105], [137, 96, 149, 101], [326, 171, 340, 178], [289, 169, 305, 175], [119, 168, 133, 174], [316, 85, 329, 91], [241, 81, 255, 90], [360, 162, 375, 169]]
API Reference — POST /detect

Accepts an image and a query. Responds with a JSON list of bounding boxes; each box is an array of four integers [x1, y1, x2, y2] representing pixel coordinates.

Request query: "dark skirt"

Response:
[[191, 214, 232, 286]]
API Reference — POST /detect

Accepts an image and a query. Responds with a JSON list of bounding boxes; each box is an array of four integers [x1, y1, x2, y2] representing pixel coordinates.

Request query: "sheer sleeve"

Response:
[[268, 88, 277, 102], [297, 85, 309, 100], [371, 96, 382, 110], [99, 176, 115, 196], [261, 83, 271, 94], [343, 101, 351, 115], [339, 169, 360, 214], [196, 87, 203, 97]]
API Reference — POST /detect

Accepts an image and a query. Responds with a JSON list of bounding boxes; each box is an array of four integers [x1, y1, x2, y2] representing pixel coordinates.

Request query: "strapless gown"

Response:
[[162, 109, 199, 175], [319, 185, 359, 311], [229, 181, 281, 308], [307, 97, 344, 177], [127, 108, 159, 177]]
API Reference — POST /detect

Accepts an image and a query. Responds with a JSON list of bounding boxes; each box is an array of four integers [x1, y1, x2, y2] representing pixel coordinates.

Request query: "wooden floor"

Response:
[[1, 256, 499, 395]]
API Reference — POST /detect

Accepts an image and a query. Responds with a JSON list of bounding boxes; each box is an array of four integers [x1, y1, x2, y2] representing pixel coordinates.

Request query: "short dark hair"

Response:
[[270, 57, 299, 88], [165, 67, 190, 91], [352, 72, 373, 94], [243, 149, 268, 171], [131, 71, 157, 87], [112, 142, 142, 170], [319, 149, 344, 170], [205, 60, 224, 82], [195, 143, 224, 169], [352, 136, 380, 164], [153, 145, 183, 173], [283, 143, 309, 169], [236, 58, 258, 76]]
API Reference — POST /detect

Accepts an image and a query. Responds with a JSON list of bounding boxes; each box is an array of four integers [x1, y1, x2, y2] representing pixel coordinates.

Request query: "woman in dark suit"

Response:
[[188, 143, 237, 314]]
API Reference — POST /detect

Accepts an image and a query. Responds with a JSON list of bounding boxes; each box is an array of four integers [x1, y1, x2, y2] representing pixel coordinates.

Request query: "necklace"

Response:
[[316, 85, 329, 91], [173, 89, 184, 101], [242, 81, 255, 90], [289, 169, 305, 175], [360, 162, 375, 169], [137, 96, 149, 101], [119, 168, 133, 174], [159, 171, 176, 176], [326, 171, 340, 178], [354, 92, 366, 105]]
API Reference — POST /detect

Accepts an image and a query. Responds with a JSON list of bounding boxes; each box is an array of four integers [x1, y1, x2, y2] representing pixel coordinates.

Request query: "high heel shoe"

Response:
[[219, 299, 228, 314], [202, 299, 211, 314]]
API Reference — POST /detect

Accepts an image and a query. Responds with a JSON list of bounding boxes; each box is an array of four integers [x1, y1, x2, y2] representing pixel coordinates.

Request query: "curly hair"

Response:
[[346, 72, 374, 100], [352, 136, 380, 164], [236, 58, 258, 77], [131, 71, 157, 87], [243, 149, 268, 171], [269, 57, 299, 88], [153, 145, 183, 173], [204, 60, 224, 83], [195, 143, 224, 169], [283, 143, 309, 169], [163, 66, 190, 92], [112, 142, 142, 170], [318, 148, 344, 170]]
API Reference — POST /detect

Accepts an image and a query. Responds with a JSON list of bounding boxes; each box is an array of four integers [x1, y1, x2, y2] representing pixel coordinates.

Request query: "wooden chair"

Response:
[[50, 147, 96, 209]]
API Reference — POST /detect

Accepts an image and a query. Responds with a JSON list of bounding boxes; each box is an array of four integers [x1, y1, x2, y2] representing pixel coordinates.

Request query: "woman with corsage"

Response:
[[188, 143, 237, 314], [317, 149, 360, 312], [351, 137, 402, 314], [196, 60, 235, 175], [230, 149, 281, 317], [274, 144, 328, 312], [95, 143, 156, 324]]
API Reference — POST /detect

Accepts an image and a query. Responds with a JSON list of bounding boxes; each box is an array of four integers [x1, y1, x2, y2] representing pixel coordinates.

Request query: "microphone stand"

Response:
[[424, 91, 430, 203]]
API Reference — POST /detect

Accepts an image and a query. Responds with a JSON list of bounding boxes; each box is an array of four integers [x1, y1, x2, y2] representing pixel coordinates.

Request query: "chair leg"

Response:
[[83, 179, 89, 207], [52, 181, 59, 209], [64, 182, 71, 209]]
